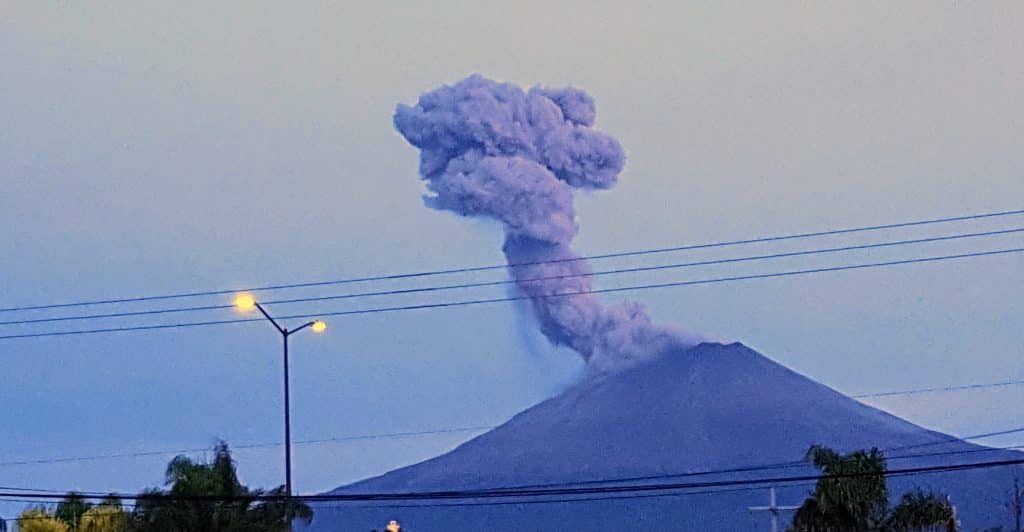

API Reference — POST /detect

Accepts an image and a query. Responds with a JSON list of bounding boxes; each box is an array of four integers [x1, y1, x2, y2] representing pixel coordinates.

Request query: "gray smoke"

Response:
[[394, 75, 695, 372]]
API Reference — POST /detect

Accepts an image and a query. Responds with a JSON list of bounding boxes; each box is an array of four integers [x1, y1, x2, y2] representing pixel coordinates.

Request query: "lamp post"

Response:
[[234, 293, 325, 501]]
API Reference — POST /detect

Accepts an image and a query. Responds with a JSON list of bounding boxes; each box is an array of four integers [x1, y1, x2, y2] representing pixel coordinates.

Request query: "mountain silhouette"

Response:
[[305, 342, 1020, 531]]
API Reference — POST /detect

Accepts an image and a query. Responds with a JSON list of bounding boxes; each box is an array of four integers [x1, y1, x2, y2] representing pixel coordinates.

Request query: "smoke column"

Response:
[[394, 75, 695, 372]]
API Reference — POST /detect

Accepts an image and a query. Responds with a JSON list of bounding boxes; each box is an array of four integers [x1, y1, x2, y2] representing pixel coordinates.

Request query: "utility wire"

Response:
[[4, 225, 1020, 327], [0, 426, 495, 468], [2, 208, 1021, 314], [312, 457, 1024, 502], [315, 447, 1024, 510], [2, 246, 1020, 341], [309, 458, 1013, 509], [3, 418, 1021, 494], [0, 398, 1017, 473], [306, 484, 786, 509], [853, 379, 1024, 398], [9, 453, 1021, 514], [462, 426, 1024, 493], [3, 486, 797, 516], [338, 454, 1024, 509], [0, 410, 1008, 472], [6, 445, 1021, 515], [4, 434, 1022, 517], [2, 456, 1023, 503]]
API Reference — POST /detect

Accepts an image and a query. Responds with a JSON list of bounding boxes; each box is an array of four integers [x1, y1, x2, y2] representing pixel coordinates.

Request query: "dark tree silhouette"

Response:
[[789, 445, 889, 531], [788, 446, 958, 532], [127, 441, 312, 532], [884, 489, 957, 531]]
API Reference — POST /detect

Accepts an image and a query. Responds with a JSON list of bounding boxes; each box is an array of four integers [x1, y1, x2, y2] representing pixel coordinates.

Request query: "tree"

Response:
[[789, 446, 960, 532], [56, 493, 92, 530], [18, 509, 71, 532], [884, 489, 957, 532], [128, 441, 312, 532], [79, 503, 129, 532], [789, 445, 889, 531]]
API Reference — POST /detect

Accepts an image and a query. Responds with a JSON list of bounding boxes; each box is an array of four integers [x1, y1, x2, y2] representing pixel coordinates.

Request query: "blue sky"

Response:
[[1, 1, 1022, 519]]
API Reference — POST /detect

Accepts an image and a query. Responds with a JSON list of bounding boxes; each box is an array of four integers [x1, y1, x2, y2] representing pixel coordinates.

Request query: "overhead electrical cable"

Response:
[[2, 246, 1021, 341], [2, 207, 1021, 314], [3, 423, 1021, 498], [3, 225, 1021, 327], [6, 445, 1021, 515], [853, 379, 1024, 398], [2, 456, 1023, 504], [1, 392, 1019, 470], [0, 426, 495, 468], [460, 425, 1024, 493]]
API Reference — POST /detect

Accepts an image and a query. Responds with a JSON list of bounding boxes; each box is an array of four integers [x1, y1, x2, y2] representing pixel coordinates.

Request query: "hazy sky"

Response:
[[1, 1, 1022, 519]]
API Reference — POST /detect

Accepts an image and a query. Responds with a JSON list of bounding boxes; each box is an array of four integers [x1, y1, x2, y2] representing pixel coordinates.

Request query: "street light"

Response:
[[234, 293, 325, 500]]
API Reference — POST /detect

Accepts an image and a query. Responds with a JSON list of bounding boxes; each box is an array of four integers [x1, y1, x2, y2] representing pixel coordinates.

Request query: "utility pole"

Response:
[[1010, 475, 1023, 532], [748, 487, 800, 532]]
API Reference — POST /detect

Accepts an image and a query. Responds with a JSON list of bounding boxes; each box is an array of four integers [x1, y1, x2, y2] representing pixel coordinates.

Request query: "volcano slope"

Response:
[[305, 342, 1020, 531]]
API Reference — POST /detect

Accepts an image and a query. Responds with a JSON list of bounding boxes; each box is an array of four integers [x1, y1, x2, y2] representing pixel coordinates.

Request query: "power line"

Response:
[[3, 207, 1021, 315], [0, 302, 230, 327], [318, 457, 1024, 502], [331, 456, 1020, 509], [306, 484, 795, 510], [309, 458, 992, 509], [0, 486, 798, 519], [313, 447, 1024, 510], [0, 426, 495, 468], [0, 401, 1014, 475], [2, 246, 1021, 341], [8, 449, 1024, 515], [5, 225, 1021, 327], [461, 426, 1024, 493], [898, 425, 1024, 450], [3, 431, 1021, 519], [2, 456, 1023, 504], [6, 448, 1021, 517], [853, 379, 1024, 398], [0, 486, 66, 494], [2, 510, 139, 525], [3, 418, 1020, 497]]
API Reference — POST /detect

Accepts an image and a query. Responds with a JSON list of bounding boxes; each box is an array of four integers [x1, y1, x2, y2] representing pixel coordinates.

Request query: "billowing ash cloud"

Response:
[[394, 75, 695, 372]]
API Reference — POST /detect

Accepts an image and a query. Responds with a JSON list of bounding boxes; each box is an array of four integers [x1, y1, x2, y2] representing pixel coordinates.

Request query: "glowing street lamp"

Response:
[[233, 293, 256, 312], [234, 293, 325, 505]]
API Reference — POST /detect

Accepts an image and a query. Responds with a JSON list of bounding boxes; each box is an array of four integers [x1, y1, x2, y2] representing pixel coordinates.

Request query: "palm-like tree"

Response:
[[789, 445, 889, 531], [789, 446, 959, 532], [884, 489, 957, 532], [128, 441, 312, 532]]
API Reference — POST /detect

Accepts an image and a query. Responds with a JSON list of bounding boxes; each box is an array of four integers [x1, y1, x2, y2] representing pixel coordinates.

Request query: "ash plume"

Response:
[[394, 75, 695, 372]]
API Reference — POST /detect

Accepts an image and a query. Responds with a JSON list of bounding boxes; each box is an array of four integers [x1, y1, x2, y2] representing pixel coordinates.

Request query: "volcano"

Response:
[[303, 342, 1020, 531]]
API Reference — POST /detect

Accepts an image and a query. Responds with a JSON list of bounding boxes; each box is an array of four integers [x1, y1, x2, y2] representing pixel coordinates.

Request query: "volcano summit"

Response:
[[308, 342, 1019, 530]]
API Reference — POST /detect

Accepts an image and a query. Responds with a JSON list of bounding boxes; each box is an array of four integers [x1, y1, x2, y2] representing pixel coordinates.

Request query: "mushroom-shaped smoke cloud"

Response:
[[395, 75, 695, 373]]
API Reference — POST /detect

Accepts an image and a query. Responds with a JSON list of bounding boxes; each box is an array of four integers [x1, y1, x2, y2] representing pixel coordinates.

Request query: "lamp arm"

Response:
[[289, 321, 317, 335], [254, 302, 286, 334]]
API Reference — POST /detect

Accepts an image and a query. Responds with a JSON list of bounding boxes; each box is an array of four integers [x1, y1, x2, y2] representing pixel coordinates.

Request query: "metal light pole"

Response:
[[234, 294, 325, 506]]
